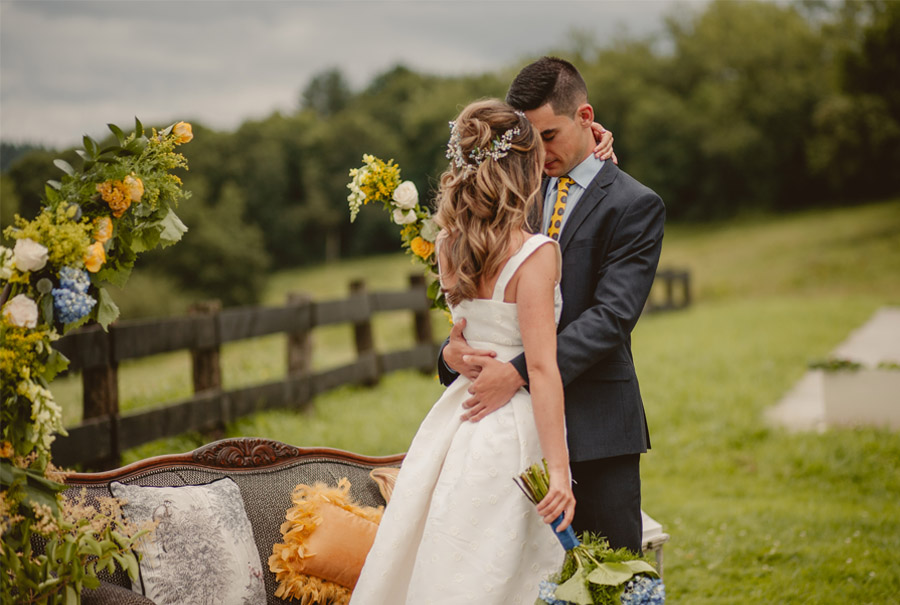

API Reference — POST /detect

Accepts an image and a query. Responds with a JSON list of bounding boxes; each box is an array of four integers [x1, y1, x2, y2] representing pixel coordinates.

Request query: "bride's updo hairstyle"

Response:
[[435, 99, 543, 306]]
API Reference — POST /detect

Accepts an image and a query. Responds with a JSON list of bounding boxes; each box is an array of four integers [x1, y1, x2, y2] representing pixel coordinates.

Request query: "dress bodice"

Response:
[[448, 235, 562, 357]]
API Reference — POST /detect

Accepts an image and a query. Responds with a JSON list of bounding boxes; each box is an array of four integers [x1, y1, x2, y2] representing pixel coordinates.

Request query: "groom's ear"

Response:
[[575, 103, 594, 128]]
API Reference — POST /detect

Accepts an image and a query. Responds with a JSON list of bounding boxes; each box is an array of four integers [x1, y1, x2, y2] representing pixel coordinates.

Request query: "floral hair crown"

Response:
[[446, 111, 526, 177]]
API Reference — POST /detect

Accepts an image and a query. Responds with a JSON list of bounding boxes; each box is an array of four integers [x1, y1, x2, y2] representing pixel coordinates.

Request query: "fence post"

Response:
[[287, 293, 313, 376], [82, 327, 120, 469], [189, 300, 223, 439], [410, 274, 434, 374], [189, 301, 223, 393], [665, 271, 676, 310], [350, 279, 379, 386], [681, 270, 692, 308]]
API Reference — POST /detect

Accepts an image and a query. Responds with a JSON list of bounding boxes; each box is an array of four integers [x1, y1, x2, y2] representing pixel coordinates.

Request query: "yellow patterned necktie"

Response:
[[547, 176, 574, 241]]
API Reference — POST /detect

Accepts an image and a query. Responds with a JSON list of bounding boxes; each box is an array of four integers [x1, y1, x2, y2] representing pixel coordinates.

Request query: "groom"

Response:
[[439, 56, 665, 553]]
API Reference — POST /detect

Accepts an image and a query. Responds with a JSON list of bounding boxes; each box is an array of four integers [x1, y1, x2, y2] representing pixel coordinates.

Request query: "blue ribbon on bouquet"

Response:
[[550, 513, 580, 550]]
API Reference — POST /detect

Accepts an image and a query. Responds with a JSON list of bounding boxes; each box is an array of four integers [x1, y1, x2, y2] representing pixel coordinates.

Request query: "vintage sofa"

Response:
[[62, 437, 669, 604]]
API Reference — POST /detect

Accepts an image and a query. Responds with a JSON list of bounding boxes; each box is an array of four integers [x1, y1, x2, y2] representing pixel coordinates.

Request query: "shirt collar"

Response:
[[566, 153, 605, 190]]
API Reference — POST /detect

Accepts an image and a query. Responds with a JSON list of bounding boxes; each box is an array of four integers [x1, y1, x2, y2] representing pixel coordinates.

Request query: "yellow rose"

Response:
[[123, 174, 144, 202], [84, 241, 106, 273], [410, 236, 434, 260], [93, 216, 113, 243], [173, 121, 193, 144]]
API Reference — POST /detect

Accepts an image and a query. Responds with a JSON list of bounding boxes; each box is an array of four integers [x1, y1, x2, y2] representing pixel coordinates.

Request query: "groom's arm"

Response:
[[555, 191, 664, 385], [438, 318, 497, 386]]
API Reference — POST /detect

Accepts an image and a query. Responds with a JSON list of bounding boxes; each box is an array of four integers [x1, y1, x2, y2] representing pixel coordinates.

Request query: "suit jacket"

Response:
[[438, 161, 665, 462]]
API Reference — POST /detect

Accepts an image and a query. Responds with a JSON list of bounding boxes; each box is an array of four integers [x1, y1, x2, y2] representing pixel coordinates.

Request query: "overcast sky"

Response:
[[1, 0, 708, 149]]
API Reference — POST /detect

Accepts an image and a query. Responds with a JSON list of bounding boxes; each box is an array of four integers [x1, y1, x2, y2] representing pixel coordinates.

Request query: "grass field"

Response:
[[53, 199, 900, 603]]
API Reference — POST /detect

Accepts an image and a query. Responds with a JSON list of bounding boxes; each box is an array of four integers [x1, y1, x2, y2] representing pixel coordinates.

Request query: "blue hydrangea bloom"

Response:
[[537, 580, 568, 605], [620, 575, 666, 605], [58, 266, 91, 294], [52, 266, 96, 323]]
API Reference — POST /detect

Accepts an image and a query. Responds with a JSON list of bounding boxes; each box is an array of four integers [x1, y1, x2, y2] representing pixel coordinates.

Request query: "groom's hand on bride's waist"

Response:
[[460, 356, 526, 422], [443, 318, 496, 380]]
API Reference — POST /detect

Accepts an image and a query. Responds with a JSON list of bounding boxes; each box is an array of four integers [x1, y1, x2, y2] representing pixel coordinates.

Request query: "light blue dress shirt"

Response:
[[542, 154, 605, 236]]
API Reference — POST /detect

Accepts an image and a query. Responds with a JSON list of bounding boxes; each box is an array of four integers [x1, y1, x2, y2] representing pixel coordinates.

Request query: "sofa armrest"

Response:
[[82, 580, 155, 605]]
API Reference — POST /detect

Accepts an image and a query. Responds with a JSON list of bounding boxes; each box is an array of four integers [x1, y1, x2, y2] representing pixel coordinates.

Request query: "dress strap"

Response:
[[491, 234, 559, 301]]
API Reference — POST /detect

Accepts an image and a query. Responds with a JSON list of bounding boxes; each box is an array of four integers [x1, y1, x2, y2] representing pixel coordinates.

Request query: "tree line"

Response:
[[2, 0, 898, 307]]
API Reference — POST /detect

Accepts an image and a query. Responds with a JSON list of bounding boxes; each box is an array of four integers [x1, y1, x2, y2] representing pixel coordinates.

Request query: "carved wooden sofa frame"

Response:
[[64, 437, 403, 604]]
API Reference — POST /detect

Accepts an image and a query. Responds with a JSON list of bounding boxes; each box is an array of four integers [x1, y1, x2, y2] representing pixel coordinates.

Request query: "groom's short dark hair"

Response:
[[506, 56, 588, 116]]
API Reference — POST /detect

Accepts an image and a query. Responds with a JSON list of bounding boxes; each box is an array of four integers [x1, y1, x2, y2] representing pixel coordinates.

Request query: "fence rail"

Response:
[[50, 268, 691, 470], [51, 275, 437, 469]]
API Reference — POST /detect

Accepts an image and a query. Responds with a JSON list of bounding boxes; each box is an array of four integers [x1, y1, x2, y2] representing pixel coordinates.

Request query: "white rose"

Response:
[[392, 208, 418, 225], [420, 218, 440, 242], [392, 181, 419, 210], [3, 294, 39, 328], [13, 238, 49, 272]]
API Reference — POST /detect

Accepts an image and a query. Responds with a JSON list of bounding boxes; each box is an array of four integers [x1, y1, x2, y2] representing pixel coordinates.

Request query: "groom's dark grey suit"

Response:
[[438, 160, 665, 551]]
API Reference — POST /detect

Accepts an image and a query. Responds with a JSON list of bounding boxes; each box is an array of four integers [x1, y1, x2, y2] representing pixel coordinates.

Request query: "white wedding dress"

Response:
[[350, 235, 565, 605]]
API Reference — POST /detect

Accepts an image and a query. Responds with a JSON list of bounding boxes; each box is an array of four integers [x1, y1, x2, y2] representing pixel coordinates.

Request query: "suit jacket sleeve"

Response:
[[511, 190, 665, 387], [437, 338, 459, 386]]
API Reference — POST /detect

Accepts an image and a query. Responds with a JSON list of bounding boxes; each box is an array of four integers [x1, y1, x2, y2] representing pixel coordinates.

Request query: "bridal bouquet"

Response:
[[346, 154, 446, 311], [516, 462, 665, 605]]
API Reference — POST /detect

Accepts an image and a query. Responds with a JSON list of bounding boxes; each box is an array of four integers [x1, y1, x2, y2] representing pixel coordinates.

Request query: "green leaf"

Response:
[[134, 116, 144, 138], [124, 552, 140, 580], [75, 149, 91, 161], [83, 538, 103, 558], [83, 135, 99, 157], [46, 179, 62, 190], [586, 562, 639, 586], [554, 568, 594, 604], [65, 583, 79, 605], [41, 349, 70, 383], [621, 560, 660, 578], [83, 575, 101, 590], [157, 207, 188, 247], [39, 292, 54, 325], [94, 263, 133, 288], [0, 462, 66, 512], [96, 287, 120, 330], [108, 122, 125, 144], [129, 226, 160, 253], [53, 159, 75, 176]]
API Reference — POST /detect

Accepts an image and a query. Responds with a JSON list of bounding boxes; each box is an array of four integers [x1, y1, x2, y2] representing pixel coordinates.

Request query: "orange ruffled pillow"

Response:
[[269, 478, 383, 604], [369, 466, 400, 504]]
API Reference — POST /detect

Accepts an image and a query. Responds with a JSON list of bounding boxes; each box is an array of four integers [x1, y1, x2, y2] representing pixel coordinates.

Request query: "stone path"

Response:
[[766, 307, 900, 432]]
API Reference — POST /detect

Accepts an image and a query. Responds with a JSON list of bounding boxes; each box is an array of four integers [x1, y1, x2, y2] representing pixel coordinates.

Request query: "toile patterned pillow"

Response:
[[110, 478, 266, 605]]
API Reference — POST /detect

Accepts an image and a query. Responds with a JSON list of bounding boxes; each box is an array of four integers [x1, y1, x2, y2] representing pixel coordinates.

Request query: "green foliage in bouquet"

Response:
[[347, 154, 446, 311], [549, 533, 660, 605], [1, 118, 193, 603]]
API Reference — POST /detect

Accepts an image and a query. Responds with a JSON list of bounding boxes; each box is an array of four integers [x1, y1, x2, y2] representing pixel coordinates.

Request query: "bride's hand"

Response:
[[536, 474, 576, 531], [591, 123, 618, 165]]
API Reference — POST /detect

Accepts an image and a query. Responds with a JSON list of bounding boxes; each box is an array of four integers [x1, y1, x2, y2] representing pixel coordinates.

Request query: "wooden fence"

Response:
[[50, 275, 436, 469], [645, 269, 691, 312], [49, 269, 691, 470]]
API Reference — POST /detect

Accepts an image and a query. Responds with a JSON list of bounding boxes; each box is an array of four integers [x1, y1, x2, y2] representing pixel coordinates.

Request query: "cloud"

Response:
[[1, 0, 705, 148]]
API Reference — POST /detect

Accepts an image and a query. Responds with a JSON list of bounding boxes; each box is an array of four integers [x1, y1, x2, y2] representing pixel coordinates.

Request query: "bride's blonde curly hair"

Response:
[[435, 99, 543, 306]]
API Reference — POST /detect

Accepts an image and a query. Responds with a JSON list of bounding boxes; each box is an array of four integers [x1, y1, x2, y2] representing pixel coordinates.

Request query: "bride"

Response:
[[349, 99, 574, 604]]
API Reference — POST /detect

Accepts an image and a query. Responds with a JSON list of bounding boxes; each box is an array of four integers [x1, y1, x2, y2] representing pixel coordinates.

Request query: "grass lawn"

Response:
[[55, 199, 900, 603]]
